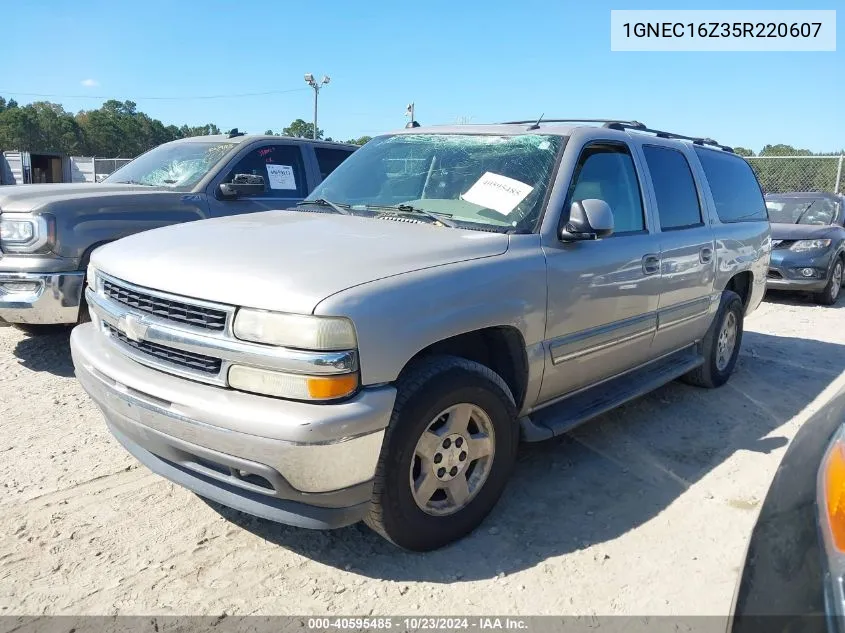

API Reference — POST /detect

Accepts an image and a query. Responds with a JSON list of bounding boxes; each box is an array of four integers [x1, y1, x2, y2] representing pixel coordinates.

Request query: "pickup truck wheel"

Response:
[[814, 258, 843, 306], [681, 290, 743, 389], [365, 355, 518, 551]]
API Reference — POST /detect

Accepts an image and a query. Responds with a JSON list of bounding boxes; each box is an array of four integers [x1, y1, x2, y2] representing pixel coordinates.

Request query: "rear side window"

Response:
[[315, 147, 354, 180], [642, 146, 702, 230], [693, 147, 767, 223]]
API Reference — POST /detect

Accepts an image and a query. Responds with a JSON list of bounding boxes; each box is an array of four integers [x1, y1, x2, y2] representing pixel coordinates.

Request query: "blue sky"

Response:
[[4, 0, 843, 152]]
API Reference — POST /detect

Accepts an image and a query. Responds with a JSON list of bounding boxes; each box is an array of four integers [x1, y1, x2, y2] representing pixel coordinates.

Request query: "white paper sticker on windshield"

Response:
[[461, 172, 534, 216], [266, 164, 297, 190]]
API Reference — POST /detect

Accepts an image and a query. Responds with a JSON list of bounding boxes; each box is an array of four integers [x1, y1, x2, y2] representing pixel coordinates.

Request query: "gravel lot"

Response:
[[2, 293, 845, 617]]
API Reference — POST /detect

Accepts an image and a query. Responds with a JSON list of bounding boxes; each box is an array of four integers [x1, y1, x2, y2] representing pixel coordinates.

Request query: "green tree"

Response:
[[733, 147, 754, 157], [345, 135, 373, 146], [759, 144, 811, 157], [282, 118, 323, 140], [0, 106, 39, 151]]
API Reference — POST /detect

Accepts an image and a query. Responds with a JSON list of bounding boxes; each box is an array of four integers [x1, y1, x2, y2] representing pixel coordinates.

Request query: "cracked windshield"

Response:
[[104, 141, 235, 189], [307, 134, 563, 231]]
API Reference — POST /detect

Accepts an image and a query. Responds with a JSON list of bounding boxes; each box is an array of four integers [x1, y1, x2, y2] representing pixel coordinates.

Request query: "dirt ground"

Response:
[[2, 293, 845, 617]]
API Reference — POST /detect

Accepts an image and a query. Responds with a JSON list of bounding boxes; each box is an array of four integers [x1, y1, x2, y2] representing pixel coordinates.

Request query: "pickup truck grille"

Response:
[[103, 279, 227, 332], [104, 322, 222, 375]]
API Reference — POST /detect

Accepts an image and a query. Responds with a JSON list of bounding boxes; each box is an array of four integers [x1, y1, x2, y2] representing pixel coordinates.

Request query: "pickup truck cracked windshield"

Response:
[[69, 120, 771, 551]]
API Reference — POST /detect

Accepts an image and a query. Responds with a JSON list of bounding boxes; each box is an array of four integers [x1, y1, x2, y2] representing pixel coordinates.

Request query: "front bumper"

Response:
[[767, 249, 834, 292], [70, 323, 396, 529], [0, 271, 84, 324]]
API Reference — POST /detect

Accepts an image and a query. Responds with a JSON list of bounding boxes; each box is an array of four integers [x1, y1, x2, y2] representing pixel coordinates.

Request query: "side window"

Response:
[[567, 143, 645, 234], [642, 145, 703, 230], [223, 144, 307, 198], [314, 147, 354, 181], [693, 147, 767, 223]]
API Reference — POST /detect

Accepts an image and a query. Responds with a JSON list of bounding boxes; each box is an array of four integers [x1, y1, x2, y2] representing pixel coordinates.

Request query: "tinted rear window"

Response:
[[693, 147, 767, 223], [643, 145, 702, 230]]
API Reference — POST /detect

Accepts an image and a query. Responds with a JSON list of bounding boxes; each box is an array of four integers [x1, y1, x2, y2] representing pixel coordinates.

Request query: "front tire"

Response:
[[814, 258, 843, 306], [682, 290, 744, 389], [365, 356, 519, 551]]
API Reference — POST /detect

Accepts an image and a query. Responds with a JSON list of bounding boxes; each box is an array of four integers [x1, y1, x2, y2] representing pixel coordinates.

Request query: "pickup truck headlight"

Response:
[[791, 239, 832, 252], [0, 215, 53, 253], [228, 365, 359, 400], [86, 263, 98, 291], [233, 309, 357, 351]]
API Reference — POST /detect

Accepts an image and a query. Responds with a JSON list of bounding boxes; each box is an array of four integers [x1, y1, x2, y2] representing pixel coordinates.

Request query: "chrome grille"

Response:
[[104, 322, 222, 375], [103, 279, 227, 331]]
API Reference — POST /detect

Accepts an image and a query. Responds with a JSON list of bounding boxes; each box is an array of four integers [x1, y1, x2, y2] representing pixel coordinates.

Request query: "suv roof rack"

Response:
[[501, 118, 646, 128], [602, 121, 734, 153], [499, 119, 735, 153]]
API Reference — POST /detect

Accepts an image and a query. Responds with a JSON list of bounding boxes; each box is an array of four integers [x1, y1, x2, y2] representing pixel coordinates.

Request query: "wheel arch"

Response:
[[724, 270, 753, 311], [400, 326, 530, 413]]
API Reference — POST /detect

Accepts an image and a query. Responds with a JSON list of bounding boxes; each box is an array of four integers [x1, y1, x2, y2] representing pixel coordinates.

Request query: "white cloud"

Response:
[[80, 79, 99, 88]]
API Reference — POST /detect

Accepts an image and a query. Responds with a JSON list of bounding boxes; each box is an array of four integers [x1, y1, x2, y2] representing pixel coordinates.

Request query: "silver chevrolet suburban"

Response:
[[0, 131, 356, 327], [70, 120, 771, 551]]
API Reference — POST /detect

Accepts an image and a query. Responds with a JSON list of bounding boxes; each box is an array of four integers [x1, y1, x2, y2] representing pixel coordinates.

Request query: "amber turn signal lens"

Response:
[[306, 374, 359, 400], [228, 365, 358, 401], [824, 441, 845, 551]]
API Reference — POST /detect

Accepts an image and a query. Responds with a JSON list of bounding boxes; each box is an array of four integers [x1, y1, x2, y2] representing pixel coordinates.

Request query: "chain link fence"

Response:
[[93, 158, 132, 182], [746, 155, 844, 195]]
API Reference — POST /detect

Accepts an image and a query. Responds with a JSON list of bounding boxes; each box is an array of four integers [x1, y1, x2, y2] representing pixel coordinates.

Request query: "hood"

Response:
[[770, 223, 840, 241], [0, 183, 173, 213], [91, 210, 509, 314]]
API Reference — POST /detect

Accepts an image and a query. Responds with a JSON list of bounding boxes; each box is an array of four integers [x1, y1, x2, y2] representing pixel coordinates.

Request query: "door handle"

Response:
[[642, 254, 661, 276], [700, 247, 713, 264]]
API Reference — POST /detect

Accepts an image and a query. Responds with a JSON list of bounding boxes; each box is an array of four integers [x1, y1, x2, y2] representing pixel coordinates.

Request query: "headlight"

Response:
[[228, 365, 359, 401], [0, 215, 53, 253], [791, 239, 832, 252], [86, 263, 98, 290], [233, 309, 357, 350]]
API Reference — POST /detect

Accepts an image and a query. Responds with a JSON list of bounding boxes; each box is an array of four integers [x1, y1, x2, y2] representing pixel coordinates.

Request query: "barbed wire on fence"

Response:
[[746, 155, 844, 195]]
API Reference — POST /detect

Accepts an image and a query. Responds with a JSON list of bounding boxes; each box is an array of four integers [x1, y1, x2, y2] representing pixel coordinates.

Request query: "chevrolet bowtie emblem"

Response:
[[119, 314, 149, 343]]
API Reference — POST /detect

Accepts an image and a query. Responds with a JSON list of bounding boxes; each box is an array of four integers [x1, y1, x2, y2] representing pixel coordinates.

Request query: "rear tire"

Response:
[[682, 290, 744, 389], [814, 258, 843, 306], [365, 355, 519, 551]]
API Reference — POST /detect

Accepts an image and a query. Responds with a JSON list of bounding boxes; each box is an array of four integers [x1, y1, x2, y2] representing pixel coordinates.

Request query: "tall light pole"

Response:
[[304, 73, 330, 140]]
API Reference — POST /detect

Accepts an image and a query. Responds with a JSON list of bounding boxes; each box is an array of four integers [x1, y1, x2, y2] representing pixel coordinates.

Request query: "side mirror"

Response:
[[560, 199, 614, 242], [217, 173, 266, 199]]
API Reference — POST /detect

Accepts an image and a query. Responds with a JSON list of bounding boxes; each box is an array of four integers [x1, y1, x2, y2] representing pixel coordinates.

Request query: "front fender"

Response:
[[313, 236, 548, 389], [43, 192, 209, 262]]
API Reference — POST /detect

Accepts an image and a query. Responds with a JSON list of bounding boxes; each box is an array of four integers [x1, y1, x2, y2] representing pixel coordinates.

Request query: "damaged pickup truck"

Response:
[[0, 132, 356, 328], [71, 120, 771, 551]]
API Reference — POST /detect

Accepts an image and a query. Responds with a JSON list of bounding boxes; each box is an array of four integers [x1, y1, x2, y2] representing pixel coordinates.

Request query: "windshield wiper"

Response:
[[113, 179, 152, 186], [296, 199, 351, 215], [366, 203, 459, 228], [794, 201, 815, 224]]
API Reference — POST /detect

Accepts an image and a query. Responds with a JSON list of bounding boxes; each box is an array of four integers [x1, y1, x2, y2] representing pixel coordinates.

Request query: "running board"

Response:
[[520, 347, 704, 442]]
